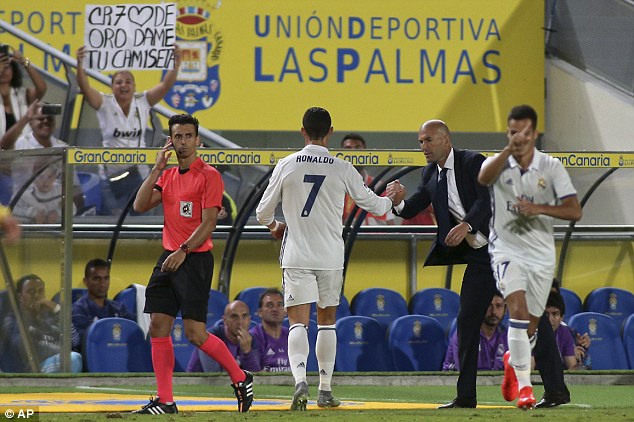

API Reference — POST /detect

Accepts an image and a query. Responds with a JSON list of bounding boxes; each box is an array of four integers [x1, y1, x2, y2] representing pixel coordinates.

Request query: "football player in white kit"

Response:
[[256, 107, 397, 411], [478, 105, 582, 409]]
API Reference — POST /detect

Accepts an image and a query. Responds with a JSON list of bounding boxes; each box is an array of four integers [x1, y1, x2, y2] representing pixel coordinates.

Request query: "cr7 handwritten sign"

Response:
[[84, 3, 177, 71]]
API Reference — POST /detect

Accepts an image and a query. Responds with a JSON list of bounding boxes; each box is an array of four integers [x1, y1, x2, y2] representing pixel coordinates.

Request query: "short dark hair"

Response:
[[168, 114, 199, 137], [258, 288, 283, 309], [9, 60, 22, 88], [493, 290, 503, 300], [85, 258, 110, 278], [302, 107, 331, 140], [16, 274, 42, 293], [341, 133, 366, 148], [508, 105, 538, 130], [546, 290, 566, 316]]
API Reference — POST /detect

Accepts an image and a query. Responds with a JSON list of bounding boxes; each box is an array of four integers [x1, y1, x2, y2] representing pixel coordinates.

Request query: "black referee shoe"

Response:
[[132, 396, 178, 414]]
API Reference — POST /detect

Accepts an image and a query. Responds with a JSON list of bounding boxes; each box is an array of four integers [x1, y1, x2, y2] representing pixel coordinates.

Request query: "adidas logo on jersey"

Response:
[[267, 348, 275, 356], [287, 294, 294, 301], [297, 362, 305, 368], [505, 178, 514, 185], [320, 369, 327, 375]]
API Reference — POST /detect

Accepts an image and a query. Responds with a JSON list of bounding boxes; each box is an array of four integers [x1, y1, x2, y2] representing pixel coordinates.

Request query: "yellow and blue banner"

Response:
[[2, 0, 544, 132]]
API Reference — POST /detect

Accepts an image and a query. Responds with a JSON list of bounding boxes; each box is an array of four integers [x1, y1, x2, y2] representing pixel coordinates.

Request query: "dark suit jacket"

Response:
[[397, 149, 491, 266]]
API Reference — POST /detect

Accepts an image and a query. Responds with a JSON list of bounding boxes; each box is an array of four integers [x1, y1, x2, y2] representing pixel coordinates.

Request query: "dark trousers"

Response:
[[456, 256, 497, 399], [534, 313, 570, 395]]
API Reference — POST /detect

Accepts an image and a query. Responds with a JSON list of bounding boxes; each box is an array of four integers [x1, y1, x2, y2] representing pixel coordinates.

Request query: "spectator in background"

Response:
[[187, 300, 261, 373], [76, 45, 181, 215], [0, 45, 47, 139], [341, 133, 395, 226], [72, 258, 134, 348], [0, 204, 21, 242], [443, 291, 508, 371], [540, 291, 588, 370], [250, 288, 290, 372], [2, 274, 82, 372], [12, 164, 69, 224], [1, 101, 85, 215]]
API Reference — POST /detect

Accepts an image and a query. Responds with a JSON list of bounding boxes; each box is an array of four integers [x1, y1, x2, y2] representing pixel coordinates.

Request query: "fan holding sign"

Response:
[[76, 4, 181, 215]]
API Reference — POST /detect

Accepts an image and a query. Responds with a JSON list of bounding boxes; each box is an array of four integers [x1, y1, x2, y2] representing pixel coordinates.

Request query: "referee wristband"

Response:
[[269, 221, 280, 232]]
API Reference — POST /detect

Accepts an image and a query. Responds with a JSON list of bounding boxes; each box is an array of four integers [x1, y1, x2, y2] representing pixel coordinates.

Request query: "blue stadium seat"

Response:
[[622, 314, 634, 369], [408, 288, 460, 335], [350, 288, 408, 331], [559, 287, 583, 322], [85, 317, 152, 372], [77, 171, 103, 214], [584, 287, 634, 329], [235, 286, 268, 323], [567, 312, 629, 370], [335, 316, 392, 371], [387, 315, 447, 371], [171, 317, 195, 372], [310, 295, 351, 321], [113, 286, 138, 320], [52, 288, 88, 304], [207, 289, 229, 327]]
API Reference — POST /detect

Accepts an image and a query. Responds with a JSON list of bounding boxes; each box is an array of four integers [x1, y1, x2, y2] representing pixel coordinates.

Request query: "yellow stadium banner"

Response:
[[1, 0, 544, 133], [67, 148, 634, 168]]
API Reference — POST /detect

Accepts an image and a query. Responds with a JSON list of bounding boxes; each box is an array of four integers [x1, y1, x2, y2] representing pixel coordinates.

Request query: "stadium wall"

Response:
[[4, 236, 632, 305]]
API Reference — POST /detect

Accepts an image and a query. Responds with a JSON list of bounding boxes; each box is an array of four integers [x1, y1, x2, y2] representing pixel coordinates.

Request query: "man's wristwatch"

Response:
[[179, 243, 190, 254]]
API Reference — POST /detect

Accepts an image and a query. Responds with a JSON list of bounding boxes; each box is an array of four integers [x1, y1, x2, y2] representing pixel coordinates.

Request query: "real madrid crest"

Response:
[[588, 318, 597, 336], [354, 321, 363, 340], [112, 323, 122, 341], [376, 294, 385, 312], [433, 294, 443, 311], [412, 320, 422, 337], [173, 323, 183, 341], [537, 177, 547, 190]]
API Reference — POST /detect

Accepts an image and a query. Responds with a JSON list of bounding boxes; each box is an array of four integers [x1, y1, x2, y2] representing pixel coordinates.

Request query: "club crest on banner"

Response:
[[165, 0, 223, 113]]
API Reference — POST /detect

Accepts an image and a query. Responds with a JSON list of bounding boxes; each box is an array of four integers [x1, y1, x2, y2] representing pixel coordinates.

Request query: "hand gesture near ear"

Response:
[[154, 139, 173, 172]]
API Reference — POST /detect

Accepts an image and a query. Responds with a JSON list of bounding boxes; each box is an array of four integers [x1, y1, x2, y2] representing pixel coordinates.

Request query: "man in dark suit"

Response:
[[388, 120, 496, 408], [388, 119, 570, 409]]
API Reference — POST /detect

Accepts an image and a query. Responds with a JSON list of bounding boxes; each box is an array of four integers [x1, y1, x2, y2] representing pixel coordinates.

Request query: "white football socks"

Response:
[[316, 324, 337, 391], [288, 323, 309, 385], [508, 319, 532, 390]]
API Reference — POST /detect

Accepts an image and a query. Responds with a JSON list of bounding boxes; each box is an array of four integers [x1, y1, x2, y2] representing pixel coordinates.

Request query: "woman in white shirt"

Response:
[[76, 45, 181, 214]]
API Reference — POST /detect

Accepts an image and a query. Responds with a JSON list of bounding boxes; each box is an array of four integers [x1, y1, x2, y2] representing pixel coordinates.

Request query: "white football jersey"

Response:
[[97, 92, 151, 149], [486, 149, 577, 268], [256, 144, 392, 270]]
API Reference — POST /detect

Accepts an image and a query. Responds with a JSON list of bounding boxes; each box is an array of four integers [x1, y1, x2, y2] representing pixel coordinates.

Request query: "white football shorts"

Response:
[[492, 257, 554, 317], [282, 268, 343, 309]]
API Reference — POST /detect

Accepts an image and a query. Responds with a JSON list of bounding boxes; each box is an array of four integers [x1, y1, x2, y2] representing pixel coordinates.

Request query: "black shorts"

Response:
[[144, 250, 213, 322]]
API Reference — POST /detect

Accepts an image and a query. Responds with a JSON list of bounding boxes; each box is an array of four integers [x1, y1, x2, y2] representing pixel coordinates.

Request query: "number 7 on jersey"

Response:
[[302, 174, 325, 217]]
